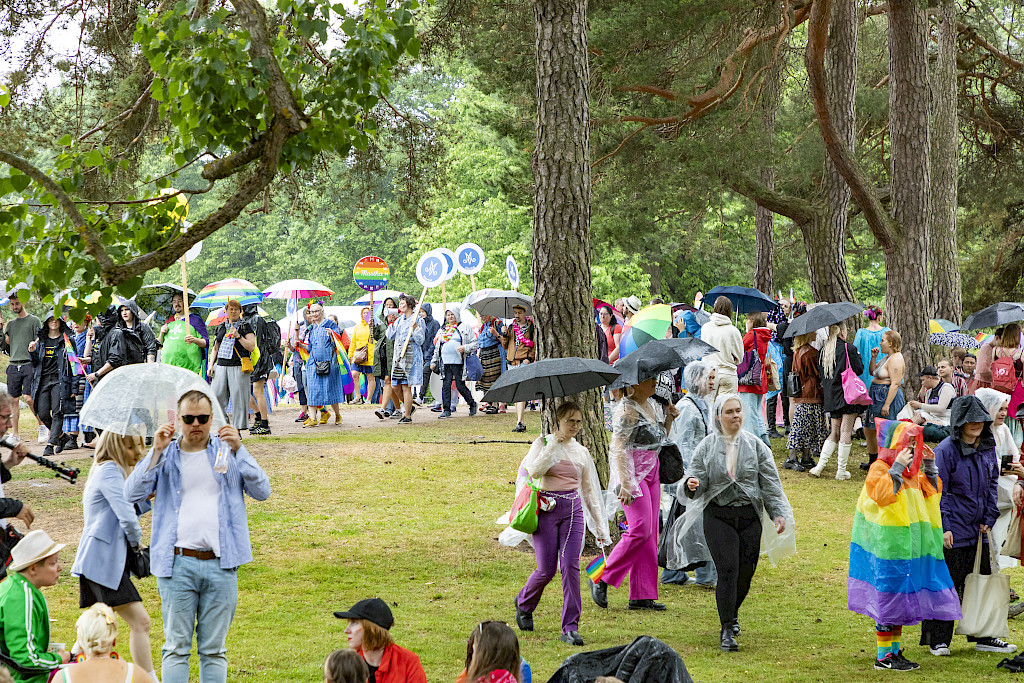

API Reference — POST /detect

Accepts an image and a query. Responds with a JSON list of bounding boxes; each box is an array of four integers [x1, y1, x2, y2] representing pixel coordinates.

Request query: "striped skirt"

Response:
[[477, 345, 502, 392]]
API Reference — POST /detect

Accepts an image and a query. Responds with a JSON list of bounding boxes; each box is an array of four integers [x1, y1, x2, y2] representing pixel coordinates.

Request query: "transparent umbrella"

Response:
[[80, 364, 226, 438]]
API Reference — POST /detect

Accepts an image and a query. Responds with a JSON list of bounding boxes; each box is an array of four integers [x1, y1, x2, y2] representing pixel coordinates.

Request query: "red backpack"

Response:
[[991, 353, 1021, 394]]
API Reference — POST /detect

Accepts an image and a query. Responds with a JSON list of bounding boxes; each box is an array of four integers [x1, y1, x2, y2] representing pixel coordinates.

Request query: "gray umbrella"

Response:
[[463, 289, 534, 318], [609, 338, 716, 390], [783, 301, 862, 338], [961, 302, 1024, 331], [481, 357, 620, 404]]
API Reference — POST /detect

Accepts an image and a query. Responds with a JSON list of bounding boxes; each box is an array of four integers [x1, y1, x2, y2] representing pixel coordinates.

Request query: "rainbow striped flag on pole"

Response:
[[63, 333, 86, 376], [585, 554, 606, 583]]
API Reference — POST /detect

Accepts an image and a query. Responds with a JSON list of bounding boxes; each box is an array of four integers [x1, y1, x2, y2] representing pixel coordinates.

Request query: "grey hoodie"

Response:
[[420, 302, 441, 365]]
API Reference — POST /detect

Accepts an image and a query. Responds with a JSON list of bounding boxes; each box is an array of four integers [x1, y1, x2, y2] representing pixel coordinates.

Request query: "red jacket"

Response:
[[359, 644, 426, 683], [738, 327, 773, 395]]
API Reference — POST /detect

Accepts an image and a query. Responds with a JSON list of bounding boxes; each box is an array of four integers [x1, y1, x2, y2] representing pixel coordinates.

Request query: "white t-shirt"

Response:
[[176, 448, 221, 556]]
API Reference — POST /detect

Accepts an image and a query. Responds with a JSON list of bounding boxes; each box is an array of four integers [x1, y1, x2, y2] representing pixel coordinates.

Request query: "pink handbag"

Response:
[[841, 343, 872, 406]]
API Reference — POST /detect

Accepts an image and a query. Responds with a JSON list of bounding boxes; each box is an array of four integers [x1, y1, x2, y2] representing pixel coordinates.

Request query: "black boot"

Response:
[[860, 451, 877, 471], [589, 577, 607, 608], [514, 596, 534, 631], [783, 449, 800, 470], [799, 448, 817, 471], [720, 622, 739, 652]]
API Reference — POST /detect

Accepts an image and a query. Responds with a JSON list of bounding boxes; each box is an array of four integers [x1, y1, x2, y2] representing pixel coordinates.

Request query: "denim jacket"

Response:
[[124, 436, 271, 577]]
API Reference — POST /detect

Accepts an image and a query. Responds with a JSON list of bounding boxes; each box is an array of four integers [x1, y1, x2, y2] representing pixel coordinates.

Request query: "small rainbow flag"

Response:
[[585, 555, 606, 583], [976, 332, 994, 345], [327, 329, 356, 395], [63, 333, 85, 376]]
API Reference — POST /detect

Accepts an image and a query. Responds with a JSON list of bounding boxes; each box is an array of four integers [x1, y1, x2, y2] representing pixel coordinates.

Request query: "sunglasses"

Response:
[[181, 414, 212, 425]]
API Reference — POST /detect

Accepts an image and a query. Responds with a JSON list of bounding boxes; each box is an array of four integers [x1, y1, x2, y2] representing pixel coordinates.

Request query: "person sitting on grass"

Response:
[[61, 603, 155, 683], [323, 649, 369, 683], [456, 621, 522, 683], [334, 598, 426, 683]]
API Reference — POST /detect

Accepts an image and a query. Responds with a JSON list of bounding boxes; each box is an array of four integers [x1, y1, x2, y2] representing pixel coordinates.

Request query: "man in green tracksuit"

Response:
[[0, 530, 69, 682]]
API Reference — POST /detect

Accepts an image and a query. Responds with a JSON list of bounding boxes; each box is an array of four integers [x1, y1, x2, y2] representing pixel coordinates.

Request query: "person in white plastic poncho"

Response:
[[589, 375, 678, 611], [503, 402, 610, 647], [680, 393, 794, 652], [976, 388, 1024, 571]]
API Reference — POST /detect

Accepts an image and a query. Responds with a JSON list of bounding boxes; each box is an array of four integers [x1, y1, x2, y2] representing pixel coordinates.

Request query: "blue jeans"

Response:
[[157, 554, 238, 683], [739, 392, 769, 445]]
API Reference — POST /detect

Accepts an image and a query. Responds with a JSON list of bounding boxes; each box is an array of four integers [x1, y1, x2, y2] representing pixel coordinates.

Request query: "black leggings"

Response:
[[920, 543, 991, 646], [703, 503, 762, 626], [441, 363, 475, 411], [35, 375, 64, 446]]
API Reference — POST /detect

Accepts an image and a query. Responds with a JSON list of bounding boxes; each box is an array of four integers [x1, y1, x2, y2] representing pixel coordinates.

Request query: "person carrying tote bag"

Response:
[[956, 530, 1010, 640]]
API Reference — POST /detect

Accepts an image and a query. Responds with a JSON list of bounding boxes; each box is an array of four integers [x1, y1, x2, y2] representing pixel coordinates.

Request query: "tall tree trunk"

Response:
[[752, 3, 782, 296], [531, 0, 610, 482], [814, 0, 857, 303], [886, 0, 932, 384], [928, 0, 962, 322]]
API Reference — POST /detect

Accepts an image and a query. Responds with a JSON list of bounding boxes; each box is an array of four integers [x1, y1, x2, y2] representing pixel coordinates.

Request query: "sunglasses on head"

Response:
[[181, 414, 212, 425]]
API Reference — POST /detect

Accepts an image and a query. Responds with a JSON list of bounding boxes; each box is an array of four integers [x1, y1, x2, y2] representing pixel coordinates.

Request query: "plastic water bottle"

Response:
[[214, 440, 231, 474]]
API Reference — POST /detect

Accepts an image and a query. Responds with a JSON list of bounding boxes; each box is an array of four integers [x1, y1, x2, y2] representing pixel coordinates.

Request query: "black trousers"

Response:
[[920, 543, 991, 646], [441, 364, 475, 411], [703, 503, 762, 626], [35, 375, 64, 446]]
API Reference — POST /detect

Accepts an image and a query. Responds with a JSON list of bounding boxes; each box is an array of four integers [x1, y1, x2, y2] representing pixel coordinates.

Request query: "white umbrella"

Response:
[[80, 364, 227, 438], [462, 289, 534, 318]]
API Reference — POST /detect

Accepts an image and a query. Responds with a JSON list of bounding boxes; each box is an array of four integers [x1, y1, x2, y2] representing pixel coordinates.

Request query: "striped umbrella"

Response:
[[618, 304, 673, 357], [191, 278, 264, 309], [207, 305, 269, 327], [929, 318, 960, 334], [262, 278, 334, 300], [930, 332, 981, 349]]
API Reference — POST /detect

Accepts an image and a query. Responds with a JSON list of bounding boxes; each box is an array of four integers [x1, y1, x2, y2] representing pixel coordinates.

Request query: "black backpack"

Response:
[[250, 315, 282, 375]]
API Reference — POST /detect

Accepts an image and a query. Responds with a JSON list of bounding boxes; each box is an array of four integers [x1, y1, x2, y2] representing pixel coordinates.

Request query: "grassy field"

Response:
[[6, 405, 1024, 682]]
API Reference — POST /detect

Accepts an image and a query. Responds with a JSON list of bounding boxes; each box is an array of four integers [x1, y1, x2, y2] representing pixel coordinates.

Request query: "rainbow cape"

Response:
[[327, 329, 355, 395], [63, 333, 86, 376], [848, 419, 961, 625]]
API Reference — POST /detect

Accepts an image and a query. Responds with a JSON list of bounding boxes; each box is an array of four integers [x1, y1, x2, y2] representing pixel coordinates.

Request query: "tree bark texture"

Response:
[[928, 0, 962, 323], [531, 0, 610, 483], [752, 4, 782, 296], [801, 212, 858, 303], [886, 0, 932, 385]]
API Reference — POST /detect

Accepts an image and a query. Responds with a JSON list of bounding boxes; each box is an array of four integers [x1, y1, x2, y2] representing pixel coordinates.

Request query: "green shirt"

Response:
[[0, 571, 62, 683], [5, 315, 41, 365]]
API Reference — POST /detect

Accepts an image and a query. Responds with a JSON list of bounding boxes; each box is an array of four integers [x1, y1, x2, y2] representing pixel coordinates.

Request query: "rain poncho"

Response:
[[668, 394, 794, 570], [386, 311, 424, 384], [977, 388, 1022, 569], [667, 394, 710, 469], [848, 419, 962, 625], [609, 396, 667, 499], [498, 435, 611, 547]]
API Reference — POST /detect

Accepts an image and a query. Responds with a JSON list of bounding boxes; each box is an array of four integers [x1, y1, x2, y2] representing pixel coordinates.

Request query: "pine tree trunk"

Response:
[[887, 0, 932, 385], [752, 3, 782, 296], [531, 0, 610, 482], [800, 212, 858, 303], [928, 0, 962, 323]]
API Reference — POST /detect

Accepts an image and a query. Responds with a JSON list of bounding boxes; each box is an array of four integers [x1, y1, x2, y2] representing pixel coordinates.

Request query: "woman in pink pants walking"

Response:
[[590, 375, 677, 610]]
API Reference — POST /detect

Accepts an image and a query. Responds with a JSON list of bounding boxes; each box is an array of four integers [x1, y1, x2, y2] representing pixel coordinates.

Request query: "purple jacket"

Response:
[[933, 436, 999, 548]]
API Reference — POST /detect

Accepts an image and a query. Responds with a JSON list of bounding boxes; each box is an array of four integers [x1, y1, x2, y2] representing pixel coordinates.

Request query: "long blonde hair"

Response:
[[94, 431, 145, 477], [820, 324, 842, 378]]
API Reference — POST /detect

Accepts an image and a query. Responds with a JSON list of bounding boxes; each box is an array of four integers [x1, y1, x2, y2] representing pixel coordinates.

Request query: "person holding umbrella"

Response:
[[208, 300, 257, 431], [590, 372, 678, 611], [700, 297, 743, 401], [809, 323, 864, 480], [157, 292, 208, 376], [501, 305, 536, 433]]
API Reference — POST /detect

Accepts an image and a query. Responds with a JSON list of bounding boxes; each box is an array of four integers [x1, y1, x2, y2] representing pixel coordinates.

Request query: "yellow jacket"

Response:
[[348, 321, 374, 366]]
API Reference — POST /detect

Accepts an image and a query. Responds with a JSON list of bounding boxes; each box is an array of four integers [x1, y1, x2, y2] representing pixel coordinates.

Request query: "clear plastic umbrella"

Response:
[[79, 364, 226, 438]]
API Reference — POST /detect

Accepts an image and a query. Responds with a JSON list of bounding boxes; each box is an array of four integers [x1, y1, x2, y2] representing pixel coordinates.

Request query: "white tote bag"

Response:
[[955, 530, 1010, 639]]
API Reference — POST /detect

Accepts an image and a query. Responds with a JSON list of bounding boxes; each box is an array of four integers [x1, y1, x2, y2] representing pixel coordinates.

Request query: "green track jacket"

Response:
[[0, 572, 61, 683]]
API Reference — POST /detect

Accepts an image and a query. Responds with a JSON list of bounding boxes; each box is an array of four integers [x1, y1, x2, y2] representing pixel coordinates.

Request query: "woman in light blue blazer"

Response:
[[71, 431, 157, 681]]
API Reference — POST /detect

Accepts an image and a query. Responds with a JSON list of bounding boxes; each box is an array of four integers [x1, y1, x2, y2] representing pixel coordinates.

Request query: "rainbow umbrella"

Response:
[[617, 304, 673, 357], [206, 305, 269, 327], [929, 318, 959, 334], [191, 278, 264, 309], [262, 278, 334, 300]]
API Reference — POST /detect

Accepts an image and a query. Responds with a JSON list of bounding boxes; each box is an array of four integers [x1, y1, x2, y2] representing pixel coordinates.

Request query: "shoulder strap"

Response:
[[63, 667, 73, 683], [125, 661, 134, 683]]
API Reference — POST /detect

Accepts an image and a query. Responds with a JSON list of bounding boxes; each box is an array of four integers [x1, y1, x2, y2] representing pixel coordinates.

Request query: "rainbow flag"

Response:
[[585, 555, 606, 583], [295, 341, 310, 362], [976, 332, 994, 345], [63, 333, 85, 376], [327, 329, 355, 395], [848, 419, 961, 625]]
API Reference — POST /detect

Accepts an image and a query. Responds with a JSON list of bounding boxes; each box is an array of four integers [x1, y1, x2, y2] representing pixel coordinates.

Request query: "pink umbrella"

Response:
[[262, 278, 334, 300]]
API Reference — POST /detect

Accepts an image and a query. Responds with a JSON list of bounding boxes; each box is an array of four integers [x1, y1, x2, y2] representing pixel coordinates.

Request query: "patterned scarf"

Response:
[[513, 319, 534, 348], [439, 324, 459, 345]]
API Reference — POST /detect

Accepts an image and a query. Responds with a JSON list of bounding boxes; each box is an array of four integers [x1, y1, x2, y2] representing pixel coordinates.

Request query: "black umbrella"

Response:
[[610, 340, 702, 390], [481, 357, 620, 404], [961, 302, 1024, 331], [783, 301, 862, 338]]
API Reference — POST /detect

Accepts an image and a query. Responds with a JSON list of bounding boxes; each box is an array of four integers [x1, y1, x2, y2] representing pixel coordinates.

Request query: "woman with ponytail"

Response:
[[810, 323, 864, 480]]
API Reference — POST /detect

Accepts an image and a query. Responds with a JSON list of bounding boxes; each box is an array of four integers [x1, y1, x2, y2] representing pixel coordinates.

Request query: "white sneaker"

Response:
[[976, 637, 1017, 654], [37, 425, 48, 443], [929, 643, 951, 656]]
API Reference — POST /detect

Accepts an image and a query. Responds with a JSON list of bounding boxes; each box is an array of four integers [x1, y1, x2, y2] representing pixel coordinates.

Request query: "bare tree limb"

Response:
[[729, 171, 817, 223]]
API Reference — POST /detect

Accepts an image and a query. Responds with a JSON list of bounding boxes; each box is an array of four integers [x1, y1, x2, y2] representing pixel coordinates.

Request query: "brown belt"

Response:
[[174, 547, 217, 561]]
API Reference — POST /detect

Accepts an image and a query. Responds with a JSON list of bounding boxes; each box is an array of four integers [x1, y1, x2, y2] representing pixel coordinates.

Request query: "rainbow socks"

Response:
[[876, 626, 902, 660]]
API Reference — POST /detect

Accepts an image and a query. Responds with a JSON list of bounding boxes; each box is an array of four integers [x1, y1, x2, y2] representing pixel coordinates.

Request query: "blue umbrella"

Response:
[[703, 286, 778, 315], [930, 332, 981, 349]]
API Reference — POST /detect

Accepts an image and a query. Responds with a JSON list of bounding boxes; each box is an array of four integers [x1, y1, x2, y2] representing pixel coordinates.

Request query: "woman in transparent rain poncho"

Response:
[[661, 359, 718, 588], [588, 375, 678, 611], [976, 388, 1023, 571], [676, 393, 793, 652], [502, 402, 610, 647]]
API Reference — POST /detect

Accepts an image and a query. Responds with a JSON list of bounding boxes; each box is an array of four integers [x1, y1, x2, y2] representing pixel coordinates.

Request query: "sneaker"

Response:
[[929, 642, 951, 656], [389, 411, 402, 419], [37, 425, 48, 443], [559, 631, 584, 646], [768, 428, 784, 439], [485, 405, 499, 415], [430, 405, 444, 413], [976, 637, 1017, 654], [64, 438, 79, 451], [893, 651, 919, 670], [438, 412, 452, 419], [1011, 588, 1020, 603], [250, 423, 270, 436], [295, 412, 308, 422], [513, 422, 526, 433], [413, 398, 423, 407], [398, 417, 412, 424], [875, 652, 919, 671], [303, 417, 318, 428], [335, 415, 343, 425], [469, 403, 478, 417], [318, 411, 330, 425], [374, 409, 389, 420], [409, 405, 417, 417], [1010, 602, 1024, 618], [43, 445, 54, 456]]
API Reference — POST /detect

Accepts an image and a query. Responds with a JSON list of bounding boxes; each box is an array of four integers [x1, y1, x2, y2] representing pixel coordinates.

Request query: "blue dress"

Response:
[[854, 327, 890, 388], [304, 322, 345, 406]]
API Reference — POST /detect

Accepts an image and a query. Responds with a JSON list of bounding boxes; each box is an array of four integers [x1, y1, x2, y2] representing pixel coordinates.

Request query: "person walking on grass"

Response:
[[125, 389, 270, 683], [501, 305, 536, 433], [385, 295, 424, 425], [28, 313, 73, 457], [2, 293, 43, 441]]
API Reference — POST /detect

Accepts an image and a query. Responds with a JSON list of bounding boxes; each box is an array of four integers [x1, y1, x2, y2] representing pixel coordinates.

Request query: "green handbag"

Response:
[[509, 479, 542, 534]]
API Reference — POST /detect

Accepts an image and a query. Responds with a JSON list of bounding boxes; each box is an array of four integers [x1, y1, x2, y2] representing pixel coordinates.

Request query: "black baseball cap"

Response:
[[333, 598, 394, 630], [919, 366, 939, 377]]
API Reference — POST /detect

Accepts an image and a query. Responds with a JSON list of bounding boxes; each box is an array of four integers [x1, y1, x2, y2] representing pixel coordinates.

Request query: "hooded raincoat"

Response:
[[700, 313, 743, 397], [419, 303, 441, 372], [114, 301, 159, 362], [431, 306, 479, 381], [976, 388, 1021, 569]]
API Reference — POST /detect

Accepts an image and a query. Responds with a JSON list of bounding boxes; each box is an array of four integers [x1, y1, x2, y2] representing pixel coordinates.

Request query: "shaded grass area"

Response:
[[10, 408, 1024, 682]]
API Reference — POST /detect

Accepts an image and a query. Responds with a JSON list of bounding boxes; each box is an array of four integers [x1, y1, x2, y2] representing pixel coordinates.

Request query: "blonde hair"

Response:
[[792, 332, 816, 350], [94, 431, 144, 478], [883, 329, 902, 353], [820, 324, 841, 378], [76, 603, 117, 657]]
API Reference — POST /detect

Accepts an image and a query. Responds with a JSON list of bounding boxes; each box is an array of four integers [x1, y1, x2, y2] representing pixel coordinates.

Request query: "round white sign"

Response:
[[436, 247, 457, 281], [416, 250, 446, 288], [455, 243, 485, 276], [506, 255, 520, 290]]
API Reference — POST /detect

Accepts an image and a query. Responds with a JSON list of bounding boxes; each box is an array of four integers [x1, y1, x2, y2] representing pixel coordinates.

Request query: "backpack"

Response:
[[251, 315, 281, 376], [991, 352, 1021, 394]]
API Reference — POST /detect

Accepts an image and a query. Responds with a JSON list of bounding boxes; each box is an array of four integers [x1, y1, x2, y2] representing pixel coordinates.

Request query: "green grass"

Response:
[[11, 409, 1024, 682]]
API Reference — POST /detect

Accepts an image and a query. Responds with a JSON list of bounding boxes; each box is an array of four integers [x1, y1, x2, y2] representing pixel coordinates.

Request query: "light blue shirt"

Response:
[[440, 328, 463, 365], [124, 436, 270, 577]]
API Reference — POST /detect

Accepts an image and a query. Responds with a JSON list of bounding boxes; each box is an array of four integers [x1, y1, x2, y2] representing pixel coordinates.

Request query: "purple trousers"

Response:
[[602, 457, 660, 600], [516, 490, 584, 633]]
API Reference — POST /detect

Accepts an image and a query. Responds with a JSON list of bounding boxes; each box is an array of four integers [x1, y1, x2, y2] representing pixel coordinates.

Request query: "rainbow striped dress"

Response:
[[848, 420, 962, 625]]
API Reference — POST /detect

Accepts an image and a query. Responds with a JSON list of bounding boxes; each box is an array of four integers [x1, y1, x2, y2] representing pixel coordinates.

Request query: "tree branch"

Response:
[[0, 150, 116, 274], [729, 171, 817, 223]]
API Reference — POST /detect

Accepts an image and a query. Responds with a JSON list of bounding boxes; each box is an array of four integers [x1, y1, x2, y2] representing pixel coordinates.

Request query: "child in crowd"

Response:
[[456, 621, 527, 683], [324, 649, 370, 683]]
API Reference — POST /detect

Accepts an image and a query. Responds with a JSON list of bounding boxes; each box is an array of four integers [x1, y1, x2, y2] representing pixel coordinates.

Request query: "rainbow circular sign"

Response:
[[353, 256, 390, 292]]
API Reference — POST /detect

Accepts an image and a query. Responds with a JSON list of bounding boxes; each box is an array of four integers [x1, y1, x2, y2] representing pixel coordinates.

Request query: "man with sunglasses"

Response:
[[125, 389, 270, 683]]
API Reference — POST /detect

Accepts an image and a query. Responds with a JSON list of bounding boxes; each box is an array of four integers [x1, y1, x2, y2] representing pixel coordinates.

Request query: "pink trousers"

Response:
[[602, 457, 660, 600]]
